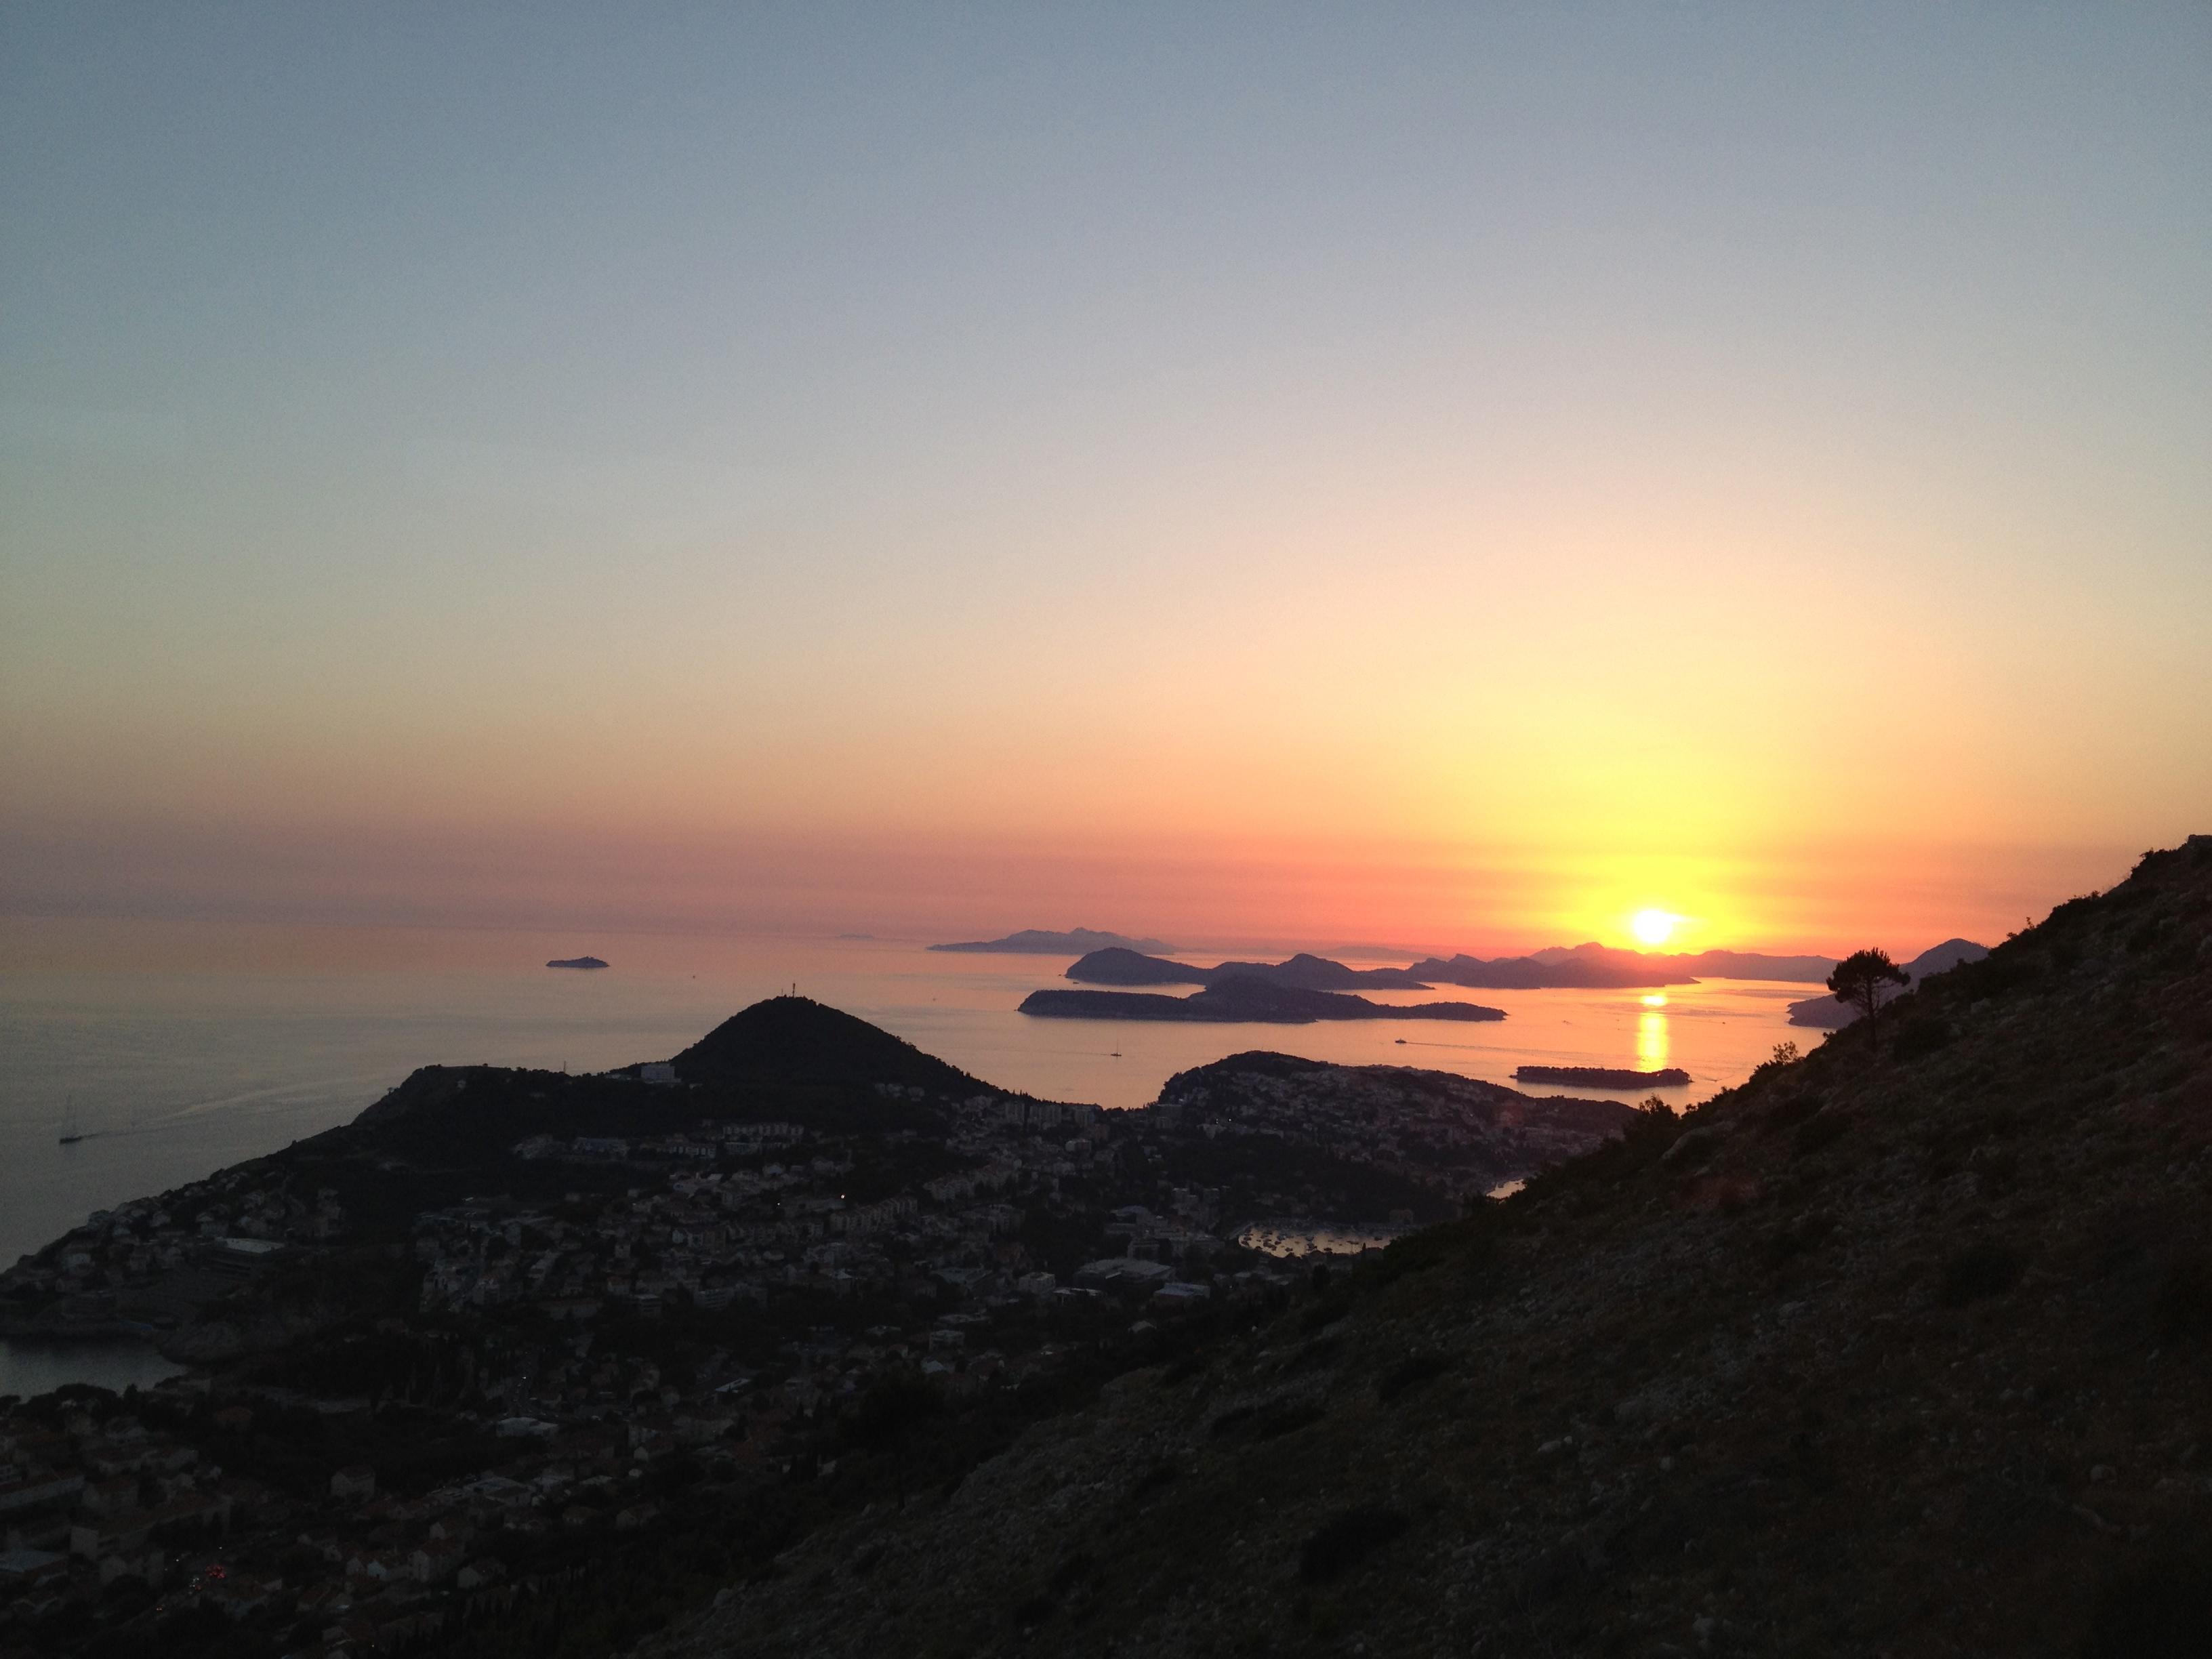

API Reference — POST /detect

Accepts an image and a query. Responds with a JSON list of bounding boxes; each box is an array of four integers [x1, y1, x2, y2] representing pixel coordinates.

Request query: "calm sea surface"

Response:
[[0, 916, 1816, 1393]]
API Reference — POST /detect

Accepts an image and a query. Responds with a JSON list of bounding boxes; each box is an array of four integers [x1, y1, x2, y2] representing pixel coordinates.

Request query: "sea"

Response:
[[0, 915, 1819, 1395]]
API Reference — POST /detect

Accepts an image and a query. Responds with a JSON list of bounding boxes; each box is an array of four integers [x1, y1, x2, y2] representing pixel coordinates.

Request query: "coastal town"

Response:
[[0, 1002, 1641, 1658]]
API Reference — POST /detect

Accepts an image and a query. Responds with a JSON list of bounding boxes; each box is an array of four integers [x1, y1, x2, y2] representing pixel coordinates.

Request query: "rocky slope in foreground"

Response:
[[655, 837, 2212, 1659]]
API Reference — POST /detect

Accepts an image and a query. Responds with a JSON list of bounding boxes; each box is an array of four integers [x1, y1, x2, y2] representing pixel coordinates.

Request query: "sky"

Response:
[[4, 3, 2209, 956]]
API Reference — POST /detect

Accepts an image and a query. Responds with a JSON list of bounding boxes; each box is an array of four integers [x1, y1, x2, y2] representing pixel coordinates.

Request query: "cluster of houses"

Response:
[[1154, 1058, 1638, 1206], [415, 1090, 1248, 1331], [0, 1177, 350, 1339], [0, 1373, 712, 1652], [0, 1397, 276, 1631]]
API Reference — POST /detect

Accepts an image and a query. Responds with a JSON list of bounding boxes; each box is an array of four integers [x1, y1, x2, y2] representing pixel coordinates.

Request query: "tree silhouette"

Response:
[[1828, 949, 1910, 1054]]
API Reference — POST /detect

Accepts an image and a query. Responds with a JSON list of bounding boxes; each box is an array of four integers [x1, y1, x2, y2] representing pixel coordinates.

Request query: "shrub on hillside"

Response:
[[1210, 1395, 1325, 1442], [1940, 1241, 2027, 1307], [1794, 1111, 1854, 1157], [1893, 1017, 1954, 1061], [1950, 954, 2042, 1001], [2078, 1530, 2212, 1658], [1298, 1504, 1410, 1584], [1372, 1212, 1498, 1285], [2152, 1253, 2212, 1347], [1376, 1350, 1453, 1404]]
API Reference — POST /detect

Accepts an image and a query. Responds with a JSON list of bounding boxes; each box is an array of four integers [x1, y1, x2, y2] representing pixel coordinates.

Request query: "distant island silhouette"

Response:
[[1067, 947, 1432, 989], [1408, 942, 1840, 989], [1067, 941, 1843, 991], [931, 926, 1172, 955], [1019, 979, 1504, 1024], [545, 956, 609, 970]]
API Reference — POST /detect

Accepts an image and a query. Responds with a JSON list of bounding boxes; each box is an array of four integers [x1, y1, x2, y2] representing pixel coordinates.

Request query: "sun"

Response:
[[1631, 908, 1681, 947]]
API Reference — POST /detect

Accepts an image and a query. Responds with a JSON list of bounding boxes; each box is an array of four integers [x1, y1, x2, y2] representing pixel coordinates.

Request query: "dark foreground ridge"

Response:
[[653, 835, 2212, 1659], [1020, 979, 1507, 1024]]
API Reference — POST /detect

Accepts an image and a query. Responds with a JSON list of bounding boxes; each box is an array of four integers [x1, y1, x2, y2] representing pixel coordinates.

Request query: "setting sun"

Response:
[[1631, 909, 1682, 946]]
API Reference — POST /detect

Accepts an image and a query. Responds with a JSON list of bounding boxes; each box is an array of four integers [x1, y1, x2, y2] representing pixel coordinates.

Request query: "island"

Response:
[[544, 955, 609, 970], [1019, 979, 1504, 1023], [1513, 1064, 1690, 1088], [1067, 947, 1433, 989], [929, 926, 1172, 954], [1063, 946, 1212, 985]]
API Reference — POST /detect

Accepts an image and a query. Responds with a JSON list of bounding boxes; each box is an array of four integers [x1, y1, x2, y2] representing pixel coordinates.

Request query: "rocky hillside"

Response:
[[653, 836, 2212, 1659]]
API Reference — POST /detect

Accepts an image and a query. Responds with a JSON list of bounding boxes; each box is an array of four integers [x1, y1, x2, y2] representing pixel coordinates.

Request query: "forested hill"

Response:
[[656, 836, 2212, 1659], [668, 995, 987, 1096], [346, 997, 993, 1152]]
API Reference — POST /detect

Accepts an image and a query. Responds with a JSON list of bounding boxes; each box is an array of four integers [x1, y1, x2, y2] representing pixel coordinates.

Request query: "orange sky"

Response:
[[3, 8, 2207, 957]]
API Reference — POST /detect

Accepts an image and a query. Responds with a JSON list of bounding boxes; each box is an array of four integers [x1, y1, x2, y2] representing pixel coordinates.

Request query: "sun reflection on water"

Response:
[[1637, 1007, 1670, 1071]]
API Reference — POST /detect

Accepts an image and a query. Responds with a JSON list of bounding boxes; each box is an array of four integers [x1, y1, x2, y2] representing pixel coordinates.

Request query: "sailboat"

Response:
[[59, 1097, 84, 1145]]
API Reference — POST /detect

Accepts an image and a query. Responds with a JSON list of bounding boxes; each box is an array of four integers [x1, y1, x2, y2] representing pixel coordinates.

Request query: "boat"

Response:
[[58, 1097, 83, 1145]]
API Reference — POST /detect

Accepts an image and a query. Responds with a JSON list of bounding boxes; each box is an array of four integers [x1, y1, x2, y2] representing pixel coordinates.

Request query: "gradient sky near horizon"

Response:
[[5, 4, 2209, 955]]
